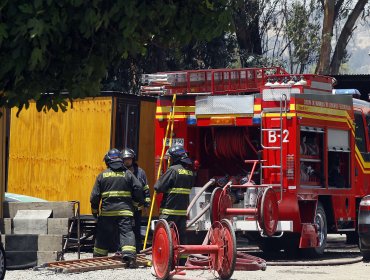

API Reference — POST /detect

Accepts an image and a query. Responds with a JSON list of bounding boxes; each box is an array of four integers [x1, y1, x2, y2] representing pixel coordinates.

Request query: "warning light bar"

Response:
[[209, 116, 236, 126]]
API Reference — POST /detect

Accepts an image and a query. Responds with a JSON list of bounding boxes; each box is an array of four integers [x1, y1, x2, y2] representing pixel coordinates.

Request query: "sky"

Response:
[[347, 23, 370, 74]]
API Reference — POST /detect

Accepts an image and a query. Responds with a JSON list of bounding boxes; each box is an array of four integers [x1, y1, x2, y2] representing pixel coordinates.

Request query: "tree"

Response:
[[102, 35, 238, 94], [238, 0, 368, 75], [0, 0, 231, 114], [283, 0, 321, 73], [316, 0, 369, 74], [230, 0, 262, 66]]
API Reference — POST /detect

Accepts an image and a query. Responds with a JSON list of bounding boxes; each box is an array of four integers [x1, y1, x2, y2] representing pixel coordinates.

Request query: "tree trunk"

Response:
[[232, 0, 262, 66], [315, 0, 335, 74], [330, 0, 368, 74]]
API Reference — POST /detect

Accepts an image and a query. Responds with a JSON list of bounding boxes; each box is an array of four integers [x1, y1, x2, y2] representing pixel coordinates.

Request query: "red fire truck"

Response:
[[141, 67, 370, 257]]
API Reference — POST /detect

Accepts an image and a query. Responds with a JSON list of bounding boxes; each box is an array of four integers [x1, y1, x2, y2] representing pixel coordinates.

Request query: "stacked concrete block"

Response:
[[47, 218, 70, 235], [3, 201, 75, 219], [1, 201, 76, 269], [37, 234, 64, 266], [13, 210, 51, 234]]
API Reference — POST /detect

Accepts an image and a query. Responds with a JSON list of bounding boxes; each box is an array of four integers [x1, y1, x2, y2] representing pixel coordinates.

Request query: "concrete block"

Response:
[[0, 218, 12, 234], [13, 210, 52, 234], [37, 251, 60, 265], [3, 202, 76, 219], [38, 234, 63, 251], [4, 234, 39, 251], [47, 218, 70, 235]]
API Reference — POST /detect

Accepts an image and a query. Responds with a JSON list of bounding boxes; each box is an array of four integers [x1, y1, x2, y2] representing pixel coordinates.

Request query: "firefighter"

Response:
[[154, 144, 195, 265], [90, 148, 145, 268], [121, 147, 151, 253]]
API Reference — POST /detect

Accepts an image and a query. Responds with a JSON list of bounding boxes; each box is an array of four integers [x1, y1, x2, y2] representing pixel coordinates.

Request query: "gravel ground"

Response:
[[4, 235, 370, 280], [5, 258, 370, 280]]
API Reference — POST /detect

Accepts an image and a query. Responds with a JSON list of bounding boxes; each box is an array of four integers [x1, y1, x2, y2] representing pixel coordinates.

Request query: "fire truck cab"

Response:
[[142, 67, 370, 256]]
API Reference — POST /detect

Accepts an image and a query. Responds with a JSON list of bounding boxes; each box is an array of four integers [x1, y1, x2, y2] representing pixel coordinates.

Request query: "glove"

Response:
[[144, 202, 150, 208]]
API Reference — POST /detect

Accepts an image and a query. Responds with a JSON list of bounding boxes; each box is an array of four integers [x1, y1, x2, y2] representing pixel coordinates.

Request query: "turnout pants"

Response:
[[133, 210, 142, 253], [93, 216, 136, 259]]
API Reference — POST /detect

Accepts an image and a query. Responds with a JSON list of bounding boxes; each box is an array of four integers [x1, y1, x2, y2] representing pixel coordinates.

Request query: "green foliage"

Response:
[[284, 1, 321, 73], [0, 0, 231, 113], [102, 35, 238, 94]]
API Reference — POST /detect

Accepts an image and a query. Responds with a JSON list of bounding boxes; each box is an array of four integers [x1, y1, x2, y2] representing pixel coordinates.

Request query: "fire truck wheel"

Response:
[[306, 202, 327, 256], [359, 237, 370, 261]]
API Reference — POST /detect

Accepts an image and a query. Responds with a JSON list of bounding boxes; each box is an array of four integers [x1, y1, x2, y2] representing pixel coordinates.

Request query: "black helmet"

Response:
[[165, 144, 192, 165], [104, 148, 123, 169], [122, 148, 136, 160]]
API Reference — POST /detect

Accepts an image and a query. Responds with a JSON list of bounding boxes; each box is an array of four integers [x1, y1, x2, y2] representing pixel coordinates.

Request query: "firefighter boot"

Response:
[[122, 256, 137, 269]]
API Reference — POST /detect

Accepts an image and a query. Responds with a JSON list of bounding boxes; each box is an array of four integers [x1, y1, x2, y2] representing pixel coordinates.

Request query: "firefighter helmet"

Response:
[[104, 148, 123, 169], [122, 148, 136, 160], [165, 144, 192, 165]]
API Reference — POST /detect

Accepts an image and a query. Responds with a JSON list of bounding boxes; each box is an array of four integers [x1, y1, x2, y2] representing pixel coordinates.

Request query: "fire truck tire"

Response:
[[305, 202, 327, 257], [359, 237, 370, 261]]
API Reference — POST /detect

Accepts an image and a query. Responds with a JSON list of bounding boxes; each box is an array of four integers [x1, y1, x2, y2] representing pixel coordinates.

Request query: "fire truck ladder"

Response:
[[260, 94, 288, 201], [140, 67, 288, 95]]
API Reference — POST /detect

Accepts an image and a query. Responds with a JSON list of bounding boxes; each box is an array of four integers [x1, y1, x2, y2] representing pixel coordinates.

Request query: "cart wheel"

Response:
[[208, 221, 222, 271], [210, 187, 222, 223], [218, 189, 232, 222], [218, 219, 236, 280], [258, 187, 279, 237], [152, 219, 173, 280], [169, 222, 180, 268], [208, 220, 236, 280]]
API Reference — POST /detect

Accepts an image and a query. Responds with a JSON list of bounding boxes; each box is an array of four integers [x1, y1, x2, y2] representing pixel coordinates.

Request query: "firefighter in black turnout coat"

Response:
[[121, 148, 151, 253], [90, 148, 144, 267], [154, 144, 195, 264]]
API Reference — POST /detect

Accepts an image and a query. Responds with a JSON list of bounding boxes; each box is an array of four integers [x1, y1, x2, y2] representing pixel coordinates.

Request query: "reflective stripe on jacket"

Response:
[[154, 163, 195, 216], [90, 167, 144, 216]]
